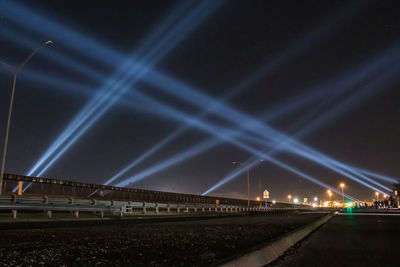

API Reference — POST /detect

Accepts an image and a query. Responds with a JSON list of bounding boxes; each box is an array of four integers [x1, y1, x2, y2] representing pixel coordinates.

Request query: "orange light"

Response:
[[340, 183, 345, 188], [18, 181, 23, 196]]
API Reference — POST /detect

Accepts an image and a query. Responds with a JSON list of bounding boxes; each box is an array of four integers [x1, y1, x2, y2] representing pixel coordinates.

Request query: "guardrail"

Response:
[[2, 174, 313, 209], [0, 195, 310, 219]]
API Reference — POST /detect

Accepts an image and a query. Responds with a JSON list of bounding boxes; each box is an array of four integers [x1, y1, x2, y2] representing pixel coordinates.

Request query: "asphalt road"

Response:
[[272, 212, 400, 267]]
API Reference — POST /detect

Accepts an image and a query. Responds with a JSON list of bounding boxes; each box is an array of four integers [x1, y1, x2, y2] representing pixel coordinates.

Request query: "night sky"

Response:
[[0, 0, 399, 202]]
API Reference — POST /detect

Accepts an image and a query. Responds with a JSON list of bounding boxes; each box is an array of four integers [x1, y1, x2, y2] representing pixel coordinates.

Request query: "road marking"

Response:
[[339, 213, 400, 216]]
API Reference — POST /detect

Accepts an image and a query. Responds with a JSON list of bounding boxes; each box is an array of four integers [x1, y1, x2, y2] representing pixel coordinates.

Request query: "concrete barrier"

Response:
[[221, 211, 338, 267]]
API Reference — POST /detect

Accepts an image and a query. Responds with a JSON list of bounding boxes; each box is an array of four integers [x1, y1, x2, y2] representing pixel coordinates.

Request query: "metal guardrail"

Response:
[[0, 195, 309, 219], [2, 173, 310, 208]]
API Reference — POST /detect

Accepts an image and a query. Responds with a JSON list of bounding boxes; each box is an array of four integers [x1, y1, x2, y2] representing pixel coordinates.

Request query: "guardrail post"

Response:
[[155, 203, 159, 215], [177, 206, 180, 213], [91, 198, 97, 214], [100, 211, 104, 218], [74, 210, 79, 218], [12, 194, 17, 203], [185, 206, 189, 213], [167, 203, 171, 214], [47, 210, 52, 218], [12, 209, 17, 219], [202, 206, 205, 212], [208, 207, 211, 212], [194, 207, 197, 213], [142, 202, 146, 214]]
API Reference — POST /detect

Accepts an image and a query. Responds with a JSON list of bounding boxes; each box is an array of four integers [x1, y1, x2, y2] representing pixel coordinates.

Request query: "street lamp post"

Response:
[[232, 161, 250, 206], [288, 194, 292, 203], [340, 183, 345, 203], [0, 40, 53, 195], [375, 192, 379, 205], [246, 167, 250, 207], [232, 160, 265, 207], [327, 190, 332, 202]]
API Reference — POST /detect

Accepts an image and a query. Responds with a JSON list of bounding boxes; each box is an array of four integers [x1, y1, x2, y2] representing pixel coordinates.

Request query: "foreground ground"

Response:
[[0, 211, 325, 266], [272, 212, 400, 267]]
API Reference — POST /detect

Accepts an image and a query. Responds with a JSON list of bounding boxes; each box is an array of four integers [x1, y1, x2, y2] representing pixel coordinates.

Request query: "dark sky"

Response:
[[0, 0, 399, 202]]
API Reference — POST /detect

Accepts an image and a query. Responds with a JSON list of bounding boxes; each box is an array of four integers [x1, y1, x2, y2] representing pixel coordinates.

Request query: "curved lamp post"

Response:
[[0, 40, 53, 195]]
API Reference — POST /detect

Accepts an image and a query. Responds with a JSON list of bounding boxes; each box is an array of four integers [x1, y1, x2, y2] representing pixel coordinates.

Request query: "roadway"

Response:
[[272, 211, 400, 267]]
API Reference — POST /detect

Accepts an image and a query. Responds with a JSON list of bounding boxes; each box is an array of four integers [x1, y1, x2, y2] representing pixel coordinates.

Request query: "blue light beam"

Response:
[[26, 0, 224, 177]]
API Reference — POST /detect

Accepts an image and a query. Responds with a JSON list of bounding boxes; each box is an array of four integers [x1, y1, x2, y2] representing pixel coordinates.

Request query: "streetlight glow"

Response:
[[327, 190, 332, 201], [340, 182, 345, 203]]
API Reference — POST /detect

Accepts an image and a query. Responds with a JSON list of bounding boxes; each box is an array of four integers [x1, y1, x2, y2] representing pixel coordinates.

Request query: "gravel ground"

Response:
[[0, 211, 326, 266]]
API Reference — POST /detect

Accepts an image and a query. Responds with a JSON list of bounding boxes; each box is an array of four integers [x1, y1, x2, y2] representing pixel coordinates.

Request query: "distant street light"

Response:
[[232, 160, 264, 207], [340, 183, 345, 203], [0, 40, 53, 195], [327, 190, 332, 202], [314, 197, 318, 202], [293, 198, 299, 204], [288, 194, 292, 202], [232, 161, 250, 207]]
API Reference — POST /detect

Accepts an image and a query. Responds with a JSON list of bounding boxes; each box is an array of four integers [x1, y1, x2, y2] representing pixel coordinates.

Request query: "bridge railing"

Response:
[[0, 195, 312, 219], [1, 173, 311, 208]]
